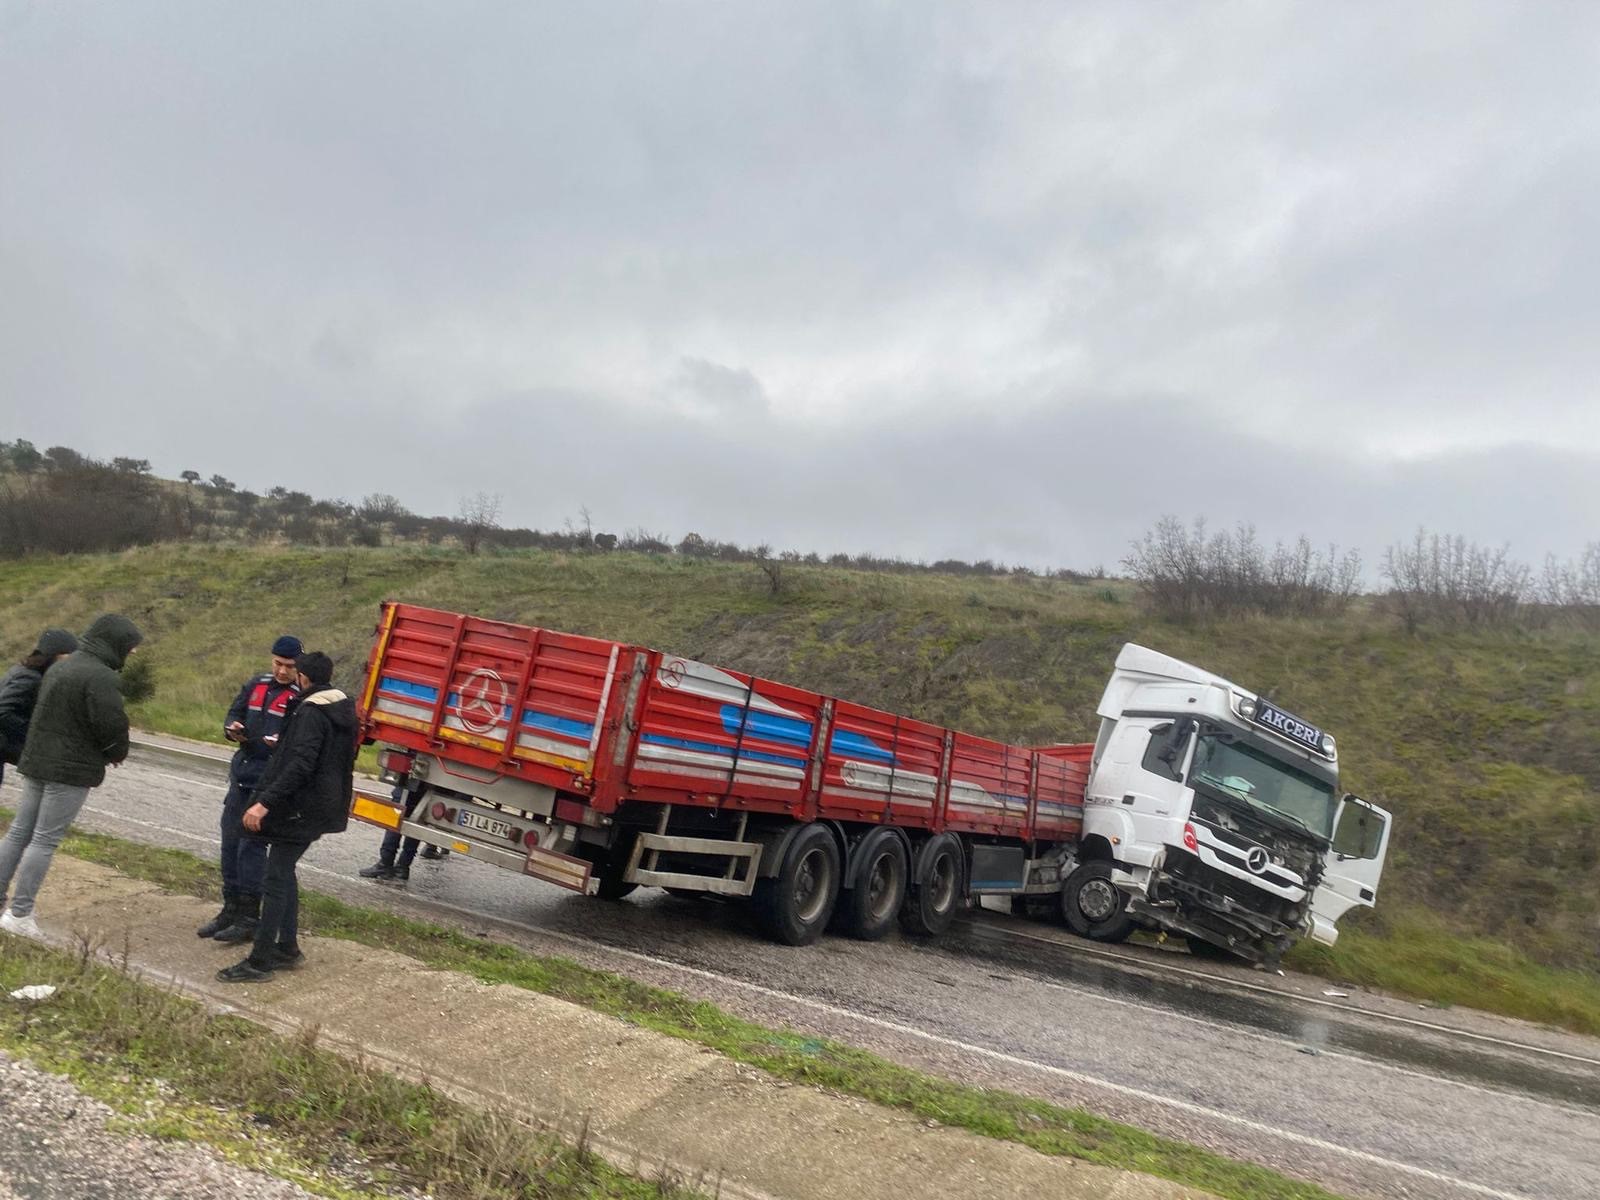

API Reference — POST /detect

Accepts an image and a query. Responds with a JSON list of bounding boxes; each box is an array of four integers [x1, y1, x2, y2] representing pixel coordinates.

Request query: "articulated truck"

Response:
[[352, 602, 1390, 965]]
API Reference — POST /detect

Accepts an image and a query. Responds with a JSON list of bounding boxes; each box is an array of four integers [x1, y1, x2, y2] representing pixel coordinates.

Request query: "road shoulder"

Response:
[[17, 854, 1216, 1200]]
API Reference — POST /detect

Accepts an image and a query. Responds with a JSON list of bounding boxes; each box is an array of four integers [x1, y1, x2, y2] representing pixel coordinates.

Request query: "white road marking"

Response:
[[119, 743, 1600, 1069], [72, 799, 1562, 1200]]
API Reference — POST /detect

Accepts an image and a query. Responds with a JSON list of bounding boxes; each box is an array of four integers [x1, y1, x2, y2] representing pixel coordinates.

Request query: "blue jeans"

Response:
[[0, 775, 91, 917], [250, 839, 308, 966], [220, 779, 268, 897]]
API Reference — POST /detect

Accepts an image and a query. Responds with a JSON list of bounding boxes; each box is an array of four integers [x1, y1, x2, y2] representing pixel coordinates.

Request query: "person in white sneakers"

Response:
[[0, 614, 142, 940]]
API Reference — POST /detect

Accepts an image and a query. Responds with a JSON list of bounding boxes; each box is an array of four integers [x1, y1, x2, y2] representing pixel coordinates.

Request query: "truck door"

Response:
[[1089, 717, 1193, 819], [1310, 795, 1391, 934]]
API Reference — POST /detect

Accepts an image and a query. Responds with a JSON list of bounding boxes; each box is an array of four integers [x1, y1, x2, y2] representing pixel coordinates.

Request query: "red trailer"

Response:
[[352, 601, 1089, 944]]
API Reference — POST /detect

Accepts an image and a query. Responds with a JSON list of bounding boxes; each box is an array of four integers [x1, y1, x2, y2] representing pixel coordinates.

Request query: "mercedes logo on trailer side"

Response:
[[458, 668, 509, 735]]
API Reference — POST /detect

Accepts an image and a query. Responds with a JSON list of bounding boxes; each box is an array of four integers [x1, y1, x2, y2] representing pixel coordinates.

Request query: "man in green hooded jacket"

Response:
[[0, 614, 143, 940]]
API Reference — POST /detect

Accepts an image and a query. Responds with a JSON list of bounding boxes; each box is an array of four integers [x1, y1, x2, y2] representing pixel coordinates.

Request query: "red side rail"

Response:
[[359, 601, 1088, 843]]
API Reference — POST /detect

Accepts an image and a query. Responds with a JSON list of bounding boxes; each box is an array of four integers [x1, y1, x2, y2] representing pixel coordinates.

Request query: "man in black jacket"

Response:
[[217, 651, 355, 982], [200, 635, 301, 943], [1, 615, 141, 940], [0, 628, 78, 789]]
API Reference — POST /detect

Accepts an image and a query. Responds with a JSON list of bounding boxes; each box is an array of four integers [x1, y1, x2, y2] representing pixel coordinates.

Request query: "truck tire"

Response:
[[752, 823, 841, 946], [899, 834, 963, 937], [1061, 860, 1134, 942], [590, 839, 638, 901], [838, 829, 908, 941]]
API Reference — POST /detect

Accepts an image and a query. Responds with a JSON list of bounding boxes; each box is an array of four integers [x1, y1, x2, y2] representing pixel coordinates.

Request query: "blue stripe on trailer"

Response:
[[829, 729, 895, 764], [719, 705, 813, 747], [380, 676, 439, 702], [521, 709, 595, 739], [640, 734, 807, 769]]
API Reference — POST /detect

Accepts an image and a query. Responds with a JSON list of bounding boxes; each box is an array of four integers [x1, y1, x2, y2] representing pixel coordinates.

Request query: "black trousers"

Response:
[[377, 783, 426, 867], [249, 839, 308, 967]]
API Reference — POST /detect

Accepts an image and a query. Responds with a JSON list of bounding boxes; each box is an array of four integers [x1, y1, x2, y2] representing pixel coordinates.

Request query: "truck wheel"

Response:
[[839, 830, 908, 941], [899, 834, 963, 937], [753, 823, 841, 946], [1061, 861, 1133, 942], [595, 873, 638, 901], [590, 840, 638, 901]]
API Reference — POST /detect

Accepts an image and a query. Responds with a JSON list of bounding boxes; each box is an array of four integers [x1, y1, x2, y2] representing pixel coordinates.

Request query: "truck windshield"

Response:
[[1190, 734, 1335, 840]]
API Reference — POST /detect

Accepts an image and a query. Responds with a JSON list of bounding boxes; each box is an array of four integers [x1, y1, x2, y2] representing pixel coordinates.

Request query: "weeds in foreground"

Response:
[[32, 825, 1351, 1200], [0, 936, 704, 1200]]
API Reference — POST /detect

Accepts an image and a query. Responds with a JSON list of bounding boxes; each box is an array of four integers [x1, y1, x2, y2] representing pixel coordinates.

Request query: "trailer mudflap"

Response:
[[523, 846, 596, 894]]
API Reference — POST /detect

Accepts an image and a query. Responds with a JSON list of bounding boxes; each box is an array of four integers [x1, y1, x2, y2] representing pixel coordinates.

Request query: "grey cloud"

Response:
[[668, 358, 769, 417], [2, 2, 1597, 572]]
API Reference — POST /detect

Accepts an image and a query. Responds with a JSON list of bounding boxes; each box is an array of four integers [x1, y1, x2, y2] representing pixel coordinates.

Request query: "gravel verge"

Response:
[[0, 1049, 322, 1200]]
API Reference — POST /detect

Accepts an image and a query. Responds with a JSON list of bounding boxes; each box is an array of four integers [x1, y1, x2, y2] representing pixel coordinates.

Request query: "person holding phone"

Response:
[[199, 635, 301, 944]]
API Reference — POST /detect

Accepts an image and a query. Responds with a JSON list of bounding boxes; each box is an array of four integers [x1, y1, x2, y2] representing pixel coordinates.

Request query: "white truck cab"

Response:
[[1067, 645, 1390, 965]]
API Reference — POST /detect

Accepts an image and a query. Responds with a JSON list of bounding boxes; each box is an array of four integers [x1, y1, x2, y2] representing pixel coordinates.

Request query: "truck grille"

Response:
[[1164, 851, 1305, 927], [1190, 793, 1322, 884]]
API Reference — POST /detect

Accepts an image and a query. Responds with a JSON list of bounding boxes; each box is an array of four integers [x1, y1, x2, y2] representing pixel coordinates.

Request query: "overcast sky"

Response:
[[2, 2, 1597, 573]]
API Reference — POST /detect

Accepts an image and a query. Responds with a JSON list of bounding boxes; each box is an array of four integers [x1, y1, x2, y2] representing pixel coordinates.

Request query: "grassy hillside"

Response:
[[4, 544, 1597, 1014]]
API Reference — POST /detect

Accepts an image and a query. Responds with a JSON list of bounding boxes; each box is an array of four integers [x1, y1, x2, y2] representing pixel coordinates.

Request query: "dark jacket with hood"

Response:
[[251, 685, 357, 844], [224, 674, 300, 790], [17, 615, 143, 788], [0, 664, 45, 765]]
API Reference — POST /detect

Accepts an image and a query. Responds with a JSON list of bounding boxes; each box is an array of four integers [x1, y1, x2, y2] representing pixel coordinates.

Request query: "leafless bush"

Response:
[[1381, 528, 1530, 631], [1537, 542, 1600, 630], [620, 527, 673, 554], [1124, 516, 1361, 621], [457, 491, 502, 555]]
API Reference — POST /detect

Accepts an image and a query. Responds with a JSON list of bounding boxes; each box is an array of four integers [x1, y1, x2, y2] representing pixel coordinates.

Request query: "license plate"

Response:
[[457, 809, 514, 839]]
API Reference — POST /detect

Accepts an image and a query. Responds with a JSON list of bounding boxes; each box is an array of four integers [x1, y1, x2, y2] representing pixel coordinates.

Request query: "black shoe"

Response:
[[392, 865, 410, 881], [213, 917, 259, 944], [213, 893, 261, 943], [216, 959, 275, 983], [359, 862, 396, 879], [270, 945, 305, 970], [419, 845, 446, 860], [197, 894, 239, 939]]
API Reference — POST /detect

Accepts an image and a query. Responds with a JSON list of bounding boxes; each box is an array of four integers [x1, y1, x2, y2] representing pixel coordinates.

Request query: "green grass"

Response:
[[0, 936, 706, 1200], [4, 543, 1598, 979], [33, 821, 1349, 1200], [1285, 907, 1600, 1035]]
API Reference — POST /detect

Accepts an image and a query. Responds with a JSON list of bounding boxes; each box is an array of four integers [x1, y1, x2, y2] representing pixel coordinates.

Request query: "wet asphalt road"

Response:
[[12, 744, 1600, 1200]]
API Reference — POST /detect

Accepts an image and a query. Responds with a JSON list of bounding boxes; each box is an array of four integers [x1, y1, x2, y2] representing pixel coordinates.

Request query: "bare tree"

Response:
[[753, 542, 785, 595], [1538, 542, 1600, 629], [1382, 528, 1530, 630], [457, 491, 502, 555], [359, 492, 410, 521], [564, 505, 595, 549], [1125, 515, 1362, 621]]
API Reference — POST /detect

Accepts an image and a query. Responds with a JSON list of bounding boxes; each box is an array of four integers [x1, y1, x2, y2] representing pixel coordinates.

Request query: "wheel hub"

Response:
[[1078, 878, 1119, 922]]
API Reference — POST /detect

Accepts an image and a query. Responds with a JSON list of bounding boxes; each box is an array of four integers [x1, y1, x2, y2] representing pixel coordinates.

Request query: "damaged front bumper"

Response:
[[1117, 856, 1306, 965]]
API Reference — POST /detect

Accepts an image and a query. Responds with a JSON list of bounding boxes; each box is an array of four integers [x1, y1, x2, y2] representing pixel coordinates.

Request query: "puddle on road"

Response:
[[943, 919, 1600, 1112]]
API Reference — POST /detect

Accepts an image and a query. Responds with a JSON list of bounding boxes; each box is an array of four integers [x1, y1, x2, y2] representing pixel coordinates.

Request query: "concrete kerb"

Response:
[[14, 854, 1219, 1200]]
